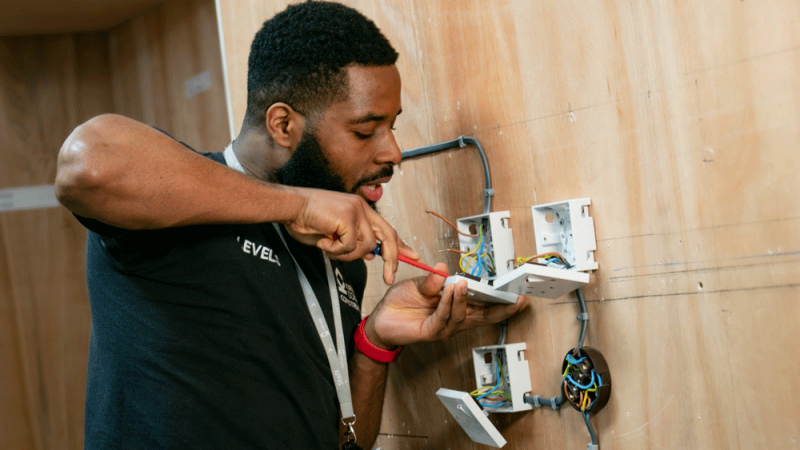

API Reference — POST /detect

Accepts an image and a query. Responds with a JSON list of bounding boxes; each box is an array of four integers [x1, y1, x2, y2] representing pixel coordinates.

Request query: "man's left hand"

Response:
[[364, 263, 527, 349]]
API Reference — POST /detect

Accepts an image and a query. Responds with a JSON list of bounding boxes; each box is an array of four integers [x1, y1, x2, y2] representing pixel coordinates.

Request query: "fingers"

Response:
[[416, 263, 449, 297], [367, 208, 399, 285], [287, 187, 415, 284], [426, 280, 468, 338]]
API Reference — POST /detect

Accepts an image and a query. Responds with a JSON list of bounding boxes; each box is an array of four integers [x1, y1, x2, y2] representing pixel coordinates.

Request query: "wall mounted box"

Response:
[[457, 211, 515, 278], [531, 198, 598, 272], [472, 343, 533, 414]]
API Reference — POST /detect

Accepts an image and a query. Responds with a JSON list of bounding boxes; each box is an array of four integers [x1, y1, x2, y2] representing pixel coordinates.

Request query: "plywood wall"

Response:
[[0, 1, 227, 449], [0, 33, 111, 450], [109, 0, 230, 152], [219, 1, 800, 449]]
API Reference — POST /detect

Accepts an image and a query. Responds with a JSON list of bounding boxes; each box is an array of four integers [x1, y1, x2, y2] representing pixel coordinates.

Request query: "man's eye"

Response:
[[354, 131, 374, 139]]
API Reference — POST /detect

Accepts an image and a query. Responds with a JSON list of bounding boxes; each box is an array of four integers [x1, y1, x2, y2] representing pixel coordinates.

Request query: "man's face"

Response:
[[276, 65, 403, 208]]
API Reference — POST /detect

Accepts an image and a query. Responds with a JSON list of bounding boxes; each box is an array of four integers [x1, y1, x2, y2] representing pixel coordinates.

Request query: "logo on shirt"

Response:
[[334, 267, 359, 312], [237, 236, 280, 266]]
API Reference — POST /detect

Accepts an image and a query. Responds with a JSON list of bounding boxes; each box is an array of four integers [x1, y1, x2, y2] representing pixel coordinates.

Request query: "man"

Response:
[[55, 2, 525, 448]]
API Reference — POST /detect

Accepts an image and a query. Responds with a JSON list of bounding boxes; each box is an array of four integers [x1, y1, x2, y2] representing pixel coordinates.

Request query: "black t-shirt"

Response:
[[81, 150, 366, 449]]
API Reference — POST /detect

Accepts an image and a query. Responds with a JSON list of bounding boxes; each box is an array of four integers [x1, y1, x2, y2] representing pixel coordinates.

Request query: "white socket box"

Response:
[[457, 211, 515, 278]]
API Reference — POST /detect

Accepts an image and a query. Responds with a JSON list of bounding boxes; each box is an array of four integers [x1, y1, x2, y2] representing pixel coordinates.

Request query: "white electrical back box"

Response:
[[493, 198, 597, 299], [472, 343, 532, 413], [457, 211, 515, 278], [531, 198, 598, 272]]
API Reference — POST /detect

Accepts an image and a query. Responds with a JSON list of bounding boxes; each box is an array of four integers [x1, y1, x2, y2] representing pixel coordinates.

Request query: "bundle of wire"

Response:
[[562, 353, 603, 412], [470, 352, 510, 408], [458, 224, 496, 277], [516, 252, 568, 268]]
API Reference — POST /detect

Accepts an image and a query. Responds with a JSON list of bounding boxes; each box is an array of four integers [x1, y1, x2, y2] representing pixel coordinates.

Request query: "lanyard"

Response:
[[224, 148, 357, 443], [273, 224, 355, 421]]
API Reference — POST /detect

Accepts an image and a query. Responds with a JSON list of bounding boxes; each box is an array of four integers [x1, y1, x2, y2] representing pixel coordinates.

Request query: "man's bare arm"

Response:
[[56, 114, 414, 281]]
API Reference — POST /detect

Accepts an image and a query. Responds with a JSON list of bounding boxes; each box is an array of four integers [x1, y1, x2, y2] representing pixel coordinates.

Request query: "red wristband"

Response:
[[354, 315, 402, 363]]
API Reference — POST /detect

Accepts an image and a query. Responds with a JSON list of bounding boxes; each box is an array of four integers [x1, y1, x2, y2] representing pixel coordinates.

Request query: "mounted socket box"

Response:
[[531, 198, 598, 272], [472, 343, 532, 414], [493, 198, 597, 299], [457, 211, 514, 278], [494, 264, 589, 299]]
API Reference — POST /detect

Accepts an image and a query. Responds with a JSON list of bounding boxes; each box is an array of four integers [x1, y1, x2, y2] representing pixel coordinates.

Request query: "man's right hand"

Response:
[[285, 187, 418, 285]]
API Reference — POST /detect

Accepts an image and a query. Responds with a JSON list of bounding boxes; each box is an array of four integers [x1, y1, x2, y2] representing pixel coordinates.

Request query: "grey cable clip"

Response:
[[587, 444, 599, 450], [531, 395, 542, 408], [550, 397, 560, 410], [577, 312, 589, 321], [457, 136, 468, 148], [484, 188, 495, 197]]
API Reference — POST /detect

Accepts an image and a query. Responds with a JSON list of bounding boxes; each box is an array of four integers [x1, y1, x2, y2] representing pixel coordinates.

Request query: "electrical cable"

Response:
[[584, 412, 598, 445], [475, 352, 503, 402], [497, 320, 508, 346], [576, 288, 588, 350], [517, 252, 568, 266], [401, 136, 493, 214], [459, 224, 483, 272], [426, 210, 478, 237]]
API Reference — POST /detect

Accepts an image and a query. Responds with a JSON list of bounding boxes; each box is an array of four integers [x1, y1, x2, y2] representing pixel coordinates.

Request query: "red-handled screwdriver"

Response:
[[371, 242, 450, 278]]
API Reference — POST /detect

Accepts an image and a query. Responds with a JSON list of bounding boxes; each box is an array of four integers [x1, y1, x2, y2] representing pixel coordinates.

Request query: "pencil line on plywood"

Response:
[[608, 257, 800, 282], [614, 395, 675, 440], [612, 250, 800, 273], [685, 44, 800, 75], [598, 214, 800, 243], [472, 79, 694, 136], [549, 283, 800, 305]]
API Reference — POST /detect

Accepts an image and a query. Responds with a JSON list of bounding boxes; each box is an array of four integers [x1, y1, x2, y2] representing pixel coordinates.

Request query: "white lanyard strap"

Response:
[[273, 224, 354, 420]]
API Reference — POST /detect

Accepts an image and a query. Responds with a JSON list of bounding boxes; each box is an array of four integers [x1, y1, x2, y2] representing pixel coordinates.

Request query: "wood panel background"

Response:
[[0, 1, 227, 448], [219, 1, 800, 449], [109, 0, 229, 153]]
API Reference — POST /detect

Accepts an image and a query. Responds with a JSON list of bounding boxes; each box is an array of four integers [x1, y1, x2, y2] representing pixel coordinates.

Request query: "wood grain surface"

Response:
[[109, 0, 230, 152], [0, 32, 110, 450], [0, 1, 227, 448], [218, 1, 800, 449]]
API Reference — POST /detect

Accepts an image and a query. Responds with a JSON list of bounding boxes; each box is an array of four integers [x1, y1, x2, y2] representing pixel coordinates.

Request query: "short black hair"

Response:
[[244, 1, 398, 130]]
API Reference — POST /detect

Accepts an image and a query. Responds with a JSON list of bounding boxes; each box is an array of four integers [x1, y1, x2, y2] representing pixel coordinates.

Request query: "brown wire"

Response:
[[438, 248, 468, 254], [426, 210, 479, 237], [519, 252, 568, 265]]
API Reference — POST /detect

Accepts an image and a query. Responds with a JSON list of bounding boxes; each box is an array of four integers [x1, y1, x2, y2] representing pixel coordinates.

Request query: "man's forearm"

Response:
[[344, 352, 389, 448], [55, 114, 305, 230]]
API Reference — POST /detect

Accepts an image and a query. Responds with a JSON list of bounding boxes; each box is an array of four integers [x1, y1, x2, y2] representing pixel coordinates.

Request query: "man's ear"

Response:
[[265, 103, 304, 149]]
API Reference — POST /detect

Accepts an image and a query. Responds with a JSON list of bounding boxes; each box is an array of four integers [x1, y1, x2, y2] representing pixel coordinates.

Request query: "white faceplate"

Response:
[[493, 264, 590, 299], [444, 275, 519, 304], [436, 388, 507, 447]]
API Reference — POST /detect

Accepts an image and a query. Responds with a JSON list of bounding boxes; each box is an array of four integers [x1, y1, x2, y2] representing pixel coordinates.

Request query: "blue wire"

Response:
[[476, 353, 502, 401], [478, 225, 486, 275], [471, 225, 486, 277], [597, 373, 603, 387], [566, 371, 596, 390], [480, 401, 508, 408], [566, 354, 587, 365]]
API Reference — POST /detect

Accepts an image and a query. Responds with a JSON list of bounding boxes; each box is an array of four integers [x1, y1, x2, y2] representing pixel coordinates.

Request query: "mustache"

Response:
[[355, 165, 394, 188]]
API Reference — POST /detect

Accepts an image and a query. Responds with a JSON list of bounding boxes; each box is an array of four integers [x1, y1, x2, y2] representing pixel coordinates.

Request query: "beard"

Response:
[[275, 130, 393, 210]]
